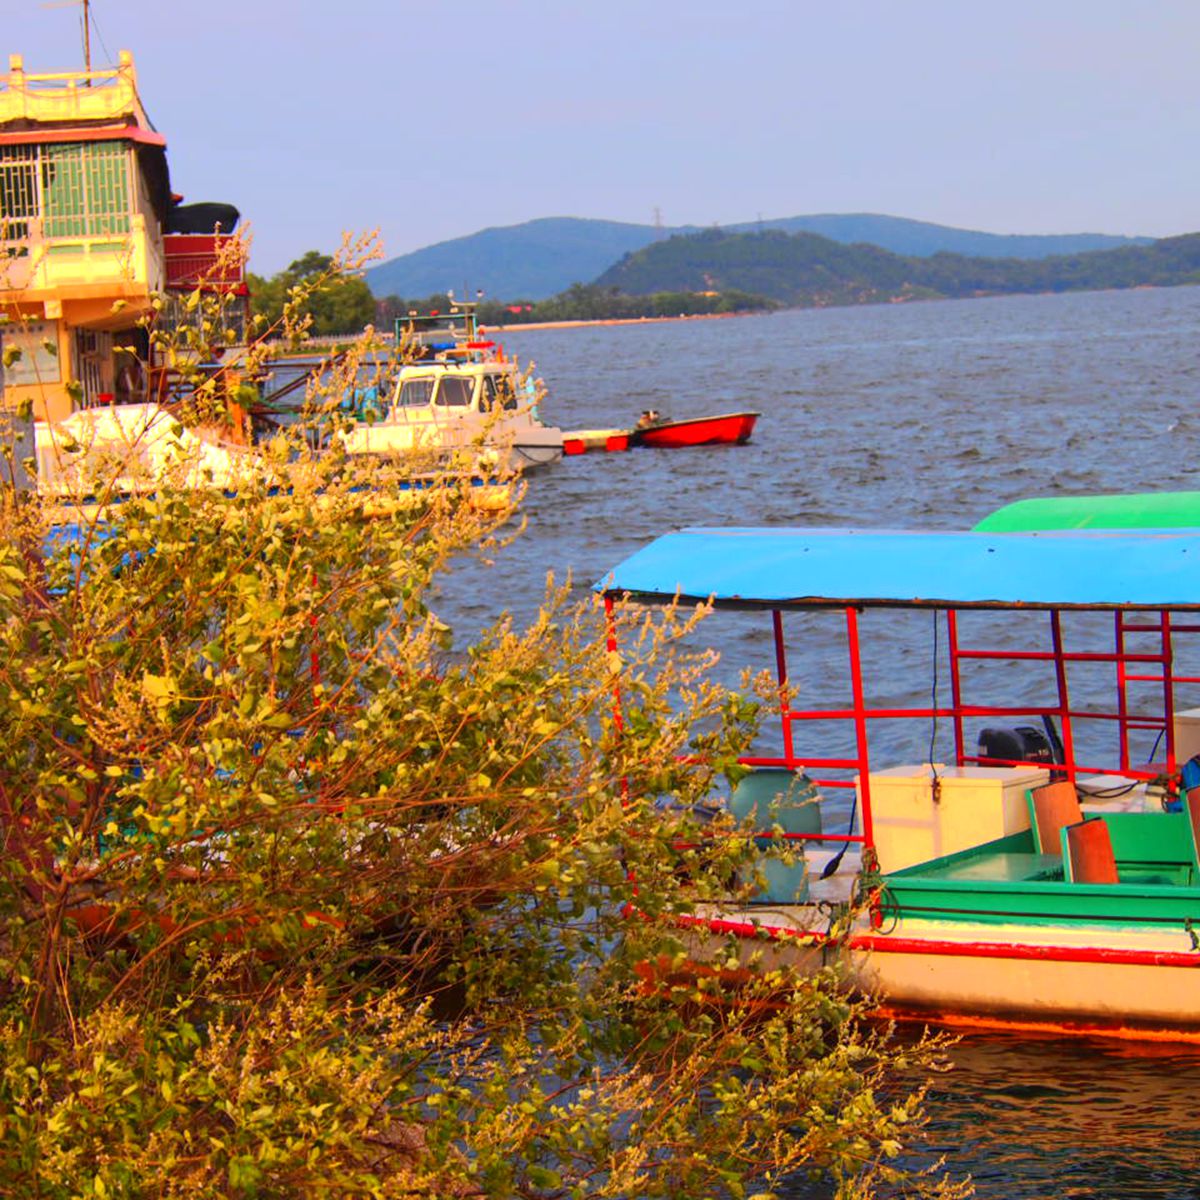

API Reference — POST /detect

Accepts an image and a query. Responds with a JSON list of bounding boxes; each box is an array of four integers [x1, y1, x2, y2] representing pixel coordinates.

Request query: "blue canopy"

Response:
[[595, 527, 1200, 610]]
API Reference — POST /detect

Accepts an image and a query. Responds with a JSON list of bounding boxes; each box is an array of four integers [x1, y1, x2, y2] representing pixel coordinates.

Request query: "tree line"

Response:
[[376, 283, 778, 327], [595, 227, 1200, 307], [248, 250, 377, 337]]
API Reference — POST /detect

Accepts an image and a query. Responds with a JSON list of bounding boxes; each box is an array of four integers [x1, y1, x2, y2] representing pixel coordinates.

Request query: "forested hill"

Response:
[[594, 229, 1200, 306], [364, 214, 1151, 301]]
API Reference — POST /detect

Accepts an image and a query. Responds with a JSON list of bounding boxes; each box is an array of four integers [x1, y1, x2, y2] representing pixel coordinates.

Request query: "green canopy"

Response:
[[973, 492, 1200, 532]]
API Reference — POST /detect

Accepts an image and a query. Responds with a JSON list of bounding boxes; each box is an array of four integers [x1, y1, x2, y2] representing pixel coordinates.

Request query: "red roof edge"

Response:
[[0, 124, 166, 148]]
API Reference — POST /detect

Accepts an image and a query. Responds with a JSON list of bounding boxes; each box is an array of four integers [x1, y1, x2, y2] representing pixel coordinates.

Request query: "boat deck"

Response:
[[916, 851, 1063, 884]]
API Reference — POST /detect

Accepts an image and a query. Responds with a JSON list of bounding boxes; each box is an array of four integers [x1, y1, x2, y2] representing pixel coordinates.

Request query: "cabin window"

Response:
[[434, 376, 474, 407], [483, 373, 519, 411], [397, 378, 435, 407], [0, 142, 131, 240]]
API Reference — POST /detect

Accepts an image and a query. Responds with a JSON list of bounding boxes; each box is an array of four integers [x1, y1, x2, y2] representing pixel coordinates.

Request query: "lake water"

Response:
[[437, 287, 1200, 1199]]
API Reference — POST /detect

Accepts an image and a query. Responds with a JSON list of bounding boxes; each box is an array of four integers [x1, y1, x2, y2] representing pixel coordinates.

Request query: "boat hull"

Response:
[[508, 437, 565, 469], [562, 428, 631, 454], [689, 906, 1200, 1042], [632, 411, 759, 448], [341, 416, 562, 470]]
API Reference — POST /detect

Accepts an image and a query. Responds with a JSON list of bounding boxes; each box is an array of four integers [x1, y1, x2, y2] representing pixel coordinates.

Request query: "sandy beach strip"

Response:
[[484, 310, 766, 333]]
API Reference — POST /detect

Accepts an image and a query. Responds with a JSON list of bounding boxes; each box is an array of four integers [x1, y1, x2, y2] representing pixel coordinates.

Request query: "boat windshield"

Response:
[[482, 372, 519, 412], [434, 376, 474, 407], [397, 378, 434, 407]]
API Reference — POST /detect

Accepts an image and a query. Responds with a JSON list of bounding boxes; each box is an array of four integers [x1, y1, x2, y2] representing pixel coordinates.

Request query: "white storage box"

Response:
[[858, 764, 1049, 874], [1173, 708, 1200, 765]]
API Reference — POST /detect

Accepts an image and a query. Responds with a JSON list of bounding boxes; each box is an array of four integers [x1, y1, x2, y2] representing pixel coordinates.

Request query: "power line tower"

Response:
[[653, 206, 664, 238]]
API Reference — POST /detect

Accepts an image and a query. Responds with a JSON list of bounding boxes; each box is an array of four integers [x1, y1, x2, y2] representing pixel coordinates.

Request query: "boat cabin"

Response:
[[389, 360, 528, 417], [340, 355, 560, 469]]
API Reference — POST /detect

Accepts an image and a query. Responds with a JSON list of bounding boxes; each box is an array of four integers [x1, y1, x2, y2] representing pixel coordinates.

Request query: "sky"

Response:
[[7, 0, 1199, 275]]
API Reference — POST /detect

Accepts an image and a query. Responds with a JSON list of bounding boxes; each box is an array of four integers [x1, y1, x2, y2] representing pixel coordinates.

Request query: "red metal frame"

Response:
[[951, 610, 1200, 785], [609, 596, 1200, 864], [742, 604, 1200, 859]]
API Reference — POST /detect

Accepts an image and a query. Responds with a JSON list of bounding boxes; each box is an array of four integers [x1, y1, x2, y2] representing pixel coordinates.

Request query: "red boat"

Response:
[[630, 411, 759, 449]]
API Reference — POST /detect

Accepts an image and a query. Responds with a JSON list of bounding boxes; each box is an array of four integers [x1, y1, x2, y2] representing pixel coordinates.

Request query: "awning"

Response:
[[595, 526, 1200, 611]]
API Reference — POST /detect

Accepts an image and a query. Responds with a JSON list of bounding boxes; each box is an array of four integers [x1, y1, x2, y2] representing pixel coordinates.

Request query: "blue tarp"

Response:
[[595, 527, 1200, 610]]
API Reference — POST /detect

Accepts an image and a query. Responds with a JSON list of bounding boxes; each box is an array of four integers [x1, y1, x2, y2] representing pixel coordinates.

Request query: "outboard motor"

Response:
[[977, 716, 1065, 771]]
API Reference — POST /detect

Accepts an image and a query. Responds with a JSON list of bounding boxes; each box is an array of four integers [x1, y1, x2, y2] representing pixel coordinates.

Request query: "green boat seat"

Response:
[[729, 767, 823, 833], [729, 768, 821, 904]]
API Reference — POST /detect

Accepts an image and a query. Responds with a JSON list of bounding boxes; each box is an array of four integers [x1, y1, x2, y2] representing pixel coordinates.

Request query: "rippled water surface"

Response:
[[437, 287, 1200, 1198], [451, 285, 1200, 621]]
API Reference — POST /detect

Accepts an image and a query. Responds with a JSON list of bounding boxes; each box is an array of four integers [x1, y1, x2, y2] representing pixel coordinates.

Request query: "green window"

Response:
[[0, 142, 131, 239], [0, 148, 37, 239]]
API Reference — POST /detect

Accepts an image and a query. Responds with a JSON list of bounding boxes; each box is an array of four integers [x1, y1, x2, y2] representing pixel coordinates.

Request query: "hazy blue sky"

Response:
[[8, 0, 1198, 273]]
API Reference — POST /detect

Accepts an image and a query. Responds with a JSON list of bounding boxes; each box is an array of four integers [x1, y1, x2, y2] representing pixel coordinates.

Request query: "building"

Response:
[[0, 50, 245, 424]]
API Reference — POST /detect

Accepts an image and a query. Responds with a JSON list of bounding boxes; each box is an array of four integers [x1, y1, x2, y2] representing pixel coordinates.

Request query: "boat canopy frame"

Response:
[[598, 528, 1200, 863]]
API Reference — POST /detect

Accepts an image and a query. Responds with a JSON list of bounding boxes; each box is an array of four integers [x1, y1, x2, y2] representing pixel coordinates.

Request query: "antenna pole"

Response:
[[82, 0, 92, 73]]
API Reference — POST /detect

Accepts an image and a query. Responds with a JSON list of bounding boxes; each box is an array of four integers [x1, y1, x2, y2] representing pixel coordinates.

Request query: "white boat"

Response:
[[599, 525, 1200, 1044], [35, 402, 268, 499], [339, 358, 563, 471]]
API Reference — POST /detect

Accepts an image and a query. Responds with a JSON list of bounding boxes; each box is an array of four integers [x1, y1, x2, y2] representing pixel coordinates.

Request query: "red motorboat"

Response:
[[629, 410, 759, 449]]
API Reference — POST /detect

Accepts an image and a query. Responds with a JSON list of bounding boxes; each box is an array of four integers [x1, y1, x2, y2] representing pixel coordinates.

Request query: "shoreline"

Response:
[[484, 309, 768, 334]]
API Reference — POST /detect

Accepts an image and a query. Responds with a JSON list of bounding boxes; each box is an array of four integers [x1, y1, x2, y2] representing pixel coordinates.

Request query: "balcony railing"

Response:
[[0, 213, 162, 296], [163, 234, 247, 292], [0, 51, 149, 129]]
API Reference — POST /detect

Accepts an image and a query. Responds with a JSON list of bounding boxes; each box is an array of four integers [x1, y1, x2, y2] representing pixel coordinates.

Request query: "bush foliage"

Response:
[[0, 241, 965, 1199]]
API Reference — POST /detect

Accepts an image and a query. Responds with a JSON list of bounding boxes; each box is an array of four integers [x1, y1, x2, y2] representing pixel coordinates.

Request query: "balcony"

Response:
[[0, 212, 162, 301], [0, 51, 150, 129]]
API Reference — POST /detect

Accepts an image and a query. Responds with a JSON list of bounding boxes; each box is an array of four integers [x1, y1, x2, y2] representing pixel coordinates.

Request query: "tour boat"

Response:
[[599, 526, 1200, 1043], [629, 411, 759, 449], [343, 304, 562, 470], [338, 358, 563, 470], [35, 402, 267, 499]]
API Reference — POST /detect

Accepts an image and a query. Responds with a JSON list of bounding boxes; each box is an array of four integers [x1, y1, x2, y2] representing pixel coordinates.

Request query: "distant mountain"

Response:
[[594, 228, 1200, 307], [366, 218, 664, 301], [365, 214, 1153, 301]]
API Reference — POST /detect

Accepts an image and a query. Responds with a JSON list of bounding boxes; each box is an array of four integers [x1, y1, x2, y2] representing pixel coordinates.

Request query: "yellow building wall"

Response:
[[0, 137, 160, 423], [1, 309, 74, 422]]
